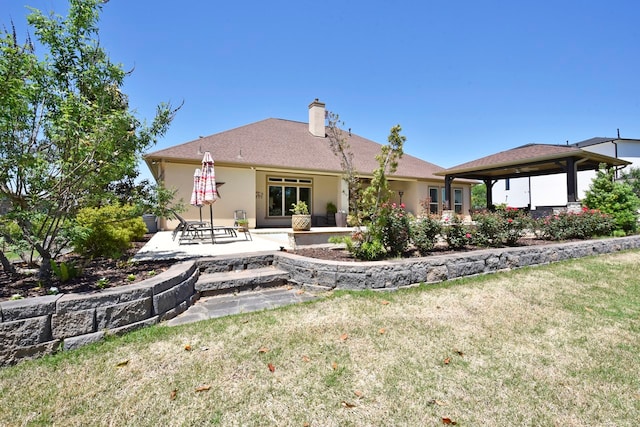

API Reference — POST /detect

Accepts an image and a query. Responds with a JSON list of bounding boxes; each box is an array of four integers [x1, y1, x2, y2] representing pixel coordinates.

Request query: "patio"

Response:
[[132, 227, 354, 261]]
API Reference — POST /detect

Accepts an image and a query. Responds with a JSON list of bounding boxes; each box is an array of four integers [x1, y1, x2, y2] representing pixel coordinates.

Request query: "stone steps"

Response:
[[195, 266, 291, 297]]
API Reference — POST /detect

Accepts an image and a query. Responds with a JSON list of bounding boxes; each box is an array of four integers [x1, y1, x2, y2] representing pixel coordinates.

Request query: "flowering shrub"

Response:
[[411, 215, 442, 255], [376, 203, 411, 257], [535, 207, 614, 240], [472, 207, 529, 247], [442, 215, 473, 250]]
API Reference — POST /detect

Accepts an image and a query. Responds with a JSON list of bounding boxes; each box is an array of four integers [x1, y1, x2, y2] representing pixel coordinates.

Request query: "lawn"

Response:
[[1, 251, 639, 426]]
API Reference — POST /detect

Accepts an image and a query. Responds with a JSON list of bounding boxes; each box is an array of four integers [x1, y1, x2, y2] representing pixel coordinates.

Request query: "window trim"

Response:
[[267, 176, 313, 218]]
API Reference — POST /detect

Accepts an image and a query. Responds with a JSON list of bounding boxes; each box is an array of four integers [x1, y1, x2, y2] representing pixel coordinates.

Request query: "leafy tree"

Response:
[[359, 124, 405, 221], [620, 167, 640, 199], [583, 164, 640, 233], [349, 125, 406, 260], [0, 0, 176, 281], [471, 183, 487, 210]]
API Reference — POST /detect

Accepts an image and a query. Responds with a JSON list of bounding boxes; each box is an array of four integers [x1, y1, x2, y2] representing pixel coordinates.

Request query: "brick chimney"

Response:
[[308, 98, 326, 137]]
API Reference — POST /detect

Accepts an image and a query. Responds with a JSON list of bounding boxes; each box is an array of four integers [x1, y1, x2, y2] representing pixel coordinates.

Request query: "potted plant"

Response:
[[235, 218, 249, 232], [290, 201, 311, 231]]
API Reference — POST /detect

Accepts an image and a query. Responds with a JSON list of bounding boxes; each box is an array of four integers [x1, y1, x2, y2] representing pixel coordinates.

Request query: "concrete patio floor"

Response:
[[132, 229, 293, 261], [133, 227, 353, 261]]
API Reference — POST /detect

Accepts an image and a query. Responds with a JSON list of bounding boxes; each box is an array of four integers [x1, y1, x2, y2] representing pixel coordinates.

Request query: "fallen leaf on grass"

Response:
[[354, 390, 364, 398], [303, 423, 310, 427], [195, 385, 211, 392], [443, 357, 451, 365], [442, 417, 457, 425], [340, 333, 348, 341], [302, 355, 311, 362], [184, 344, 192, 351], [378, 328, 386, 335], [258, 346, 270, 353], [116, 359, 129, 367], [332, 361, 338, 370], [429, 399, 447, 406], [585, 306, 593, 312], [170, 389, 177, 400], [381, 300, 390, 305], [341, 401, 356, 408], [455, 349, 464, 357], [268, 363, 276, 372]]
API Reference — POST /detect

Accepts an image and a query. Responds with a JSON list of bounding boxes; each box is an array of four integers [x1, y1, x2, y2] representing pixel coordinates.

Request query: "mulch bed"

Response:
[[0, 235, 175, 301], [1, 235, 558, 302]]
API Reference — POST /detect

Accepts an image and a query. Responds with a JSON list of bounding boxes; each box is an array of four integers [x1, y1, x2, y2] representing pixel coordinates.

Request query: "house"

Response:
[[144, 99, 474, 229], [438, 138, 634, 214]]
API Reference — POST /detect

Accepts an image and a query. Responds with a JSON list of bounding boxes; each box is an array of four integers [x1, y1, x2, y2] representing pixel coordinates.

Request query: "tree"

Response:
[[583, 164, 640, 233], [359, 124, 405, 221], [620, 167, 640, 199], [471, 183, 487, 210], [326, 111, 360, 217], [0, 0, 176, 281]]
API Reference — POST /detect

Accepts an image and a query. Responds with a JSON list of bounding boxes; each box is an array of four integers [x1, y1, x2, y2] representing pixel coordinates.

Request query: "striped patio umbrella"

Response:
[[190, 168, 203, 222], [197, 151, 218, 242]]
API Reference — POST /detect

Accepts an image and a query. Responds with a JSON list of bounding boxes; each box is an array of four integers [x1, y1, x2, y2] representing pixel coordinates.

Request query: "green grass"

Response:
[[1, 251, 639, 426]]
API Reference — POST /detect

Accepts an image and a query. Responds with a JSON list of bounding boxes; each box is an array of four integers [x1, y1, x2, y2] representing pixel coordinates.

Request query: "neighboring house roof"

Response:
[[436, 143, 631, 180], [573, 136, 640, 148], [145, 118, 448, 181]]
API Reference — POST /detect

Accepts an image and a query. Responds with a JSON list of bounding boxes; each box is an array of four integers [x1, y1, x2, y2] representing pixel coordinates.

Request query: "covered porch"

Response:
[[436, 144, 631, 211]]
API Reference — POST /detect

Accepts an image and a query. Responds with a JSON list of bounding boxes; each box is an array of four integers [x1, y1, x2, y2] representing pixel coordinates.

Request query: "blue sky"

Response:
[[3, 0, 640, 182]]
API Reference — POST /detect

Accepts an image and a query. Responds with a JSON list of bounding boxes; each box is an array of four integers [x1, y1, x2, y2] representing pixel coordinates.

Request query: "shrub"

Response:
[[69, 203, 147, 258], [377, 203, 411, 257], [341, 231, 387, 261], [583, 165, 640, 233], [535, 208, 614, 240], [472, 207, 529, 247], [442, 215, 473, 250], [411, 215, 442, 255]]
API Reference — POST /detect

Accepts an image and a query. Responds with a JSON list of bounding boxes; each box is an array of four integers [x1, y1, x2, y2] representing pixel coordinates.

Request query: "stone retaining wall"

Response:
[[2, 236, 640, 366], [274, 235, 640, 291], [0, 261, 198, 366]]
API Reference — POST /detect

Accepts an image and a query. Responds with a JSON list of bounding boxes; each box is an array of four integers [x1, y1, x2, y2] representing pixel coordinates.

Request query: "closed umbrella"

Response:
[[197, 151, 218, 243], [190, 168, 203, 222]]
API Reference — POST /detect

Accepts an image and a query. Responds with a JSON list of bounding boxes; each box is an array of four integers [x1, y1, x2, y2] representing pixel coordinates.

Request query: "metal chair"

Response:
[[233, 209, 252, 241]]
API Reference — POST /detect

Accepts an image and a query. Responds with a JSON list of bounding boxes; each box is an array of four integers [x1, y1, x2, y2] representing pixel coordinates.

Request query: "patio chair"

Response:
[[170, 210, 212, 243], [233, 209, 252, 241]]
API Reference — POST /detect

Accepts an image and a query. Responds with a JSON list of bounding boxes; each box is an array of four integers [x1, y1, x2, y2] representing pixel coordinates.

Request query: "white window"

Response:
[[454, 188, 463, 214], [267, 177, 312, 217]]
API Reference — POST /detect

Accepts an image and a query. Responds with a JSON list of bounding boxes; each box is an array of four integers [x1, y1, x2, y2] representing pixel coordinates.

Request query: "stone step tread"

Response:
[[195, 266, 290, 293]]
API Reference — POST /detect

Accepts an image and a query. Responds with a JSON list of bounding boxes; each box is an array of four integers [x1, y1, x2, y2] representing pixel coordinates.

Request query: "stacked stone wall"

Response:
[[0, 261, 197, 366], [275, 235, 640, 291]]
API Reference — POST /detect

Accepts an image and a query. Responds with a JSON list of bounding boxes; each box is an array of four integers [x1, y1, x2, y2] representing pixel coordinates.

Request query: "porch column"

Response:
[[565, 158, 578, 203], [444, 175, 454, 210], [484, 179, 496, 210]]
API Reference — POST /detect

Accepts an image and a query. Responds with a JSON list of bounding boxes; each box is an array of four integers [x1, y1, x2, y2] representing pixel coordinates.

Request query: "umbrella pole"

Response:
[[210, 204, 215, 244], [199, 206, 202, 222]]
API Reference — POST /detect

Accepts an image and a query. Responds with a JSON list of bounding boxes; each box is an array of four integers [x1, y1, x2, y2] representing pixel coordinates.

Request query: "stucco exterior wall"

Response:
[[162, 162, 256, 229]]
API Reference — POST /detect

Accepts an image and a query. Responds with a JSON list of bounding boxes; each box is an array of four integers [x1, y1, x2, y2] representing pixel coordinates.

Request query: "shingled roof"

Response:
[[145, 118, 446, 180], [436, 143, 630, 180]]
